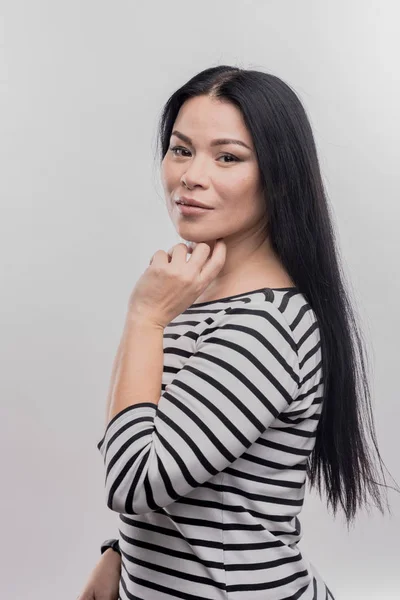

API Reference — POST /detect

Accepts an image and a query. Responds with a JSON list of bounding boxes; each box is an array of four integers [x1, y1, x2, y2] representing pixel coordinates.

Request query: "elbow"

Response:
[[102, 441, 156, 514], [102, 444, 174, 515], [105, 490, 152, 515], [104, 479, 163, 515], [105, 488, 132, 514]]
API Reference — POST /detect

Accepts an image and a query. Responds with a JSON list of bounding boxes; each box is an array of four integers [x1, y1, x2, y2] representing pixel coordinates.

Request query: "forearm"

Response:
[[107, 316, 164, 425], [105, 338, 124, 426]]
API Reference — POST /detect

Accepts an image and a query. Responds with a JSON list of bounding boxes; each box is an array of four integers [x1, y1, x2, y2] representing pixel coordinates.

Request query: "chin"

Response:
[[176, 231, 216, 243]]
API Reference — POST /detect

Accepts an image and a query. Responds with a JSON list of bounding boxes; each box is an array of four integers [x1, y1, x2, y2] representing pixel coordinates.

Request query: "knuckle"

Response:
[[152, 265, 164, 276], [178, 271, 191, 284], [171, 268, 191, 284], [183, 272, 196, 285]]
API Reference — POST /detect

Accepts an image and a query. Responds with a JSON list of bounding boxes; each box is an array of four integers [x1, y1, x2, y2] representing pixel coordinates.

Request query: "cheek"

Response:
[[160, 161, 169, 187], [218, 187, 264, 229], [218, 171, 259, 209], [161, 160, 180, 193], [219, 166, 258, 195]]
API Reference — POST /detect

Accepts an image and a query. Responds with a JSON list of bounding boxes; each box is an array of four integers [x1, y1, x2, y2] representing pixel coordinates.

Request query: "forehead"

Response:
[[173, 96, 252, 146]]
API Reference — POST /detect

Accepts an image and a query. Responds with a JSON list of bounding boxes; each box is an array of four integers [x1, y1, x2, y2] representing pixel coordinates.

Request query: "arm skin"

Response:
[[104, 339, 123, 426], [98, 316, 162, 563], [106, 316, 164, 425]]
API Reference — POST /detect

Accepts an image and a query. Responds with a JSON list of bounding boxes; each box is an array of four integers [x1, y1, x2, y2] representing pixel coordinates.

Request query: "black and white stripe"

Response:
[[97, 287, 335, 599]]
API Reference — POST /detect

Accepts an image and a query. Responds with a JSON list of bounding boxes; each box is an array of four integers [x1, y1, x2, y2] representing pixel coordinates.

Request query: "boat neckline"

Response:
[[189, 286, 299, 307]]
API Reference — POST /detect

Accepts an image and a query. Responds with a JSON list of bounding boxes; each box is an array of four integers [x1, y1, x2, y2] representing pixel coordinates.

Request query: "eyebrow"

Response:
[[171, 130, 253, 151]]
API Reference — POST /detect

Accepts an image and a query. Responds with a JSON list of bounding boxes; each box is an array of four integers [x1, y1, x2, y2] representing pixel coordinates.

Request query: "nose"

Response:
[[180, 158, 209, 187]]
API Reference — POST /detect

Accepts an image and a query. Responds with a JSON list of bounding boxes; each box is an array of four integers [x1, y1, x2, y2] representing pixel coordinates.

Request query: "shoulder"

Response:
[[197, 299, 300, 371], [192, 298, 301, 399], [200, 298, 297, 344]]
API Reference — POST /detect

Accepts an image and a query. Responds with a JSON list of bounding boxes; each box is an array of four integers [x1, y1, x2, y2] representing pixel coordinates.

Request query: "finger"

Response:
[[197, 239, 226, 282], [167, 243, 190, 262], [187, 242, 212, 267], [149, 249, 170, 266]]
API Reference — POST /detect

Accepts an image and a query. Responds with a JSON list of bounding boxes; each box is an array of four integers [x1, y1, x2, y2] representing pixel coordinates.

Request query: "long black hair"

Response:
[[154, 64, 399, 528]]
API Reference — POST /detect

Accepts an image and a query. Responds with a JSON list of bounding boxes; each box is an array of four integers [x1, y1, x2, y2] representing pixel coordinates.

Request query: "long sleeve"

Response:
[[97, 301, 300, 515]]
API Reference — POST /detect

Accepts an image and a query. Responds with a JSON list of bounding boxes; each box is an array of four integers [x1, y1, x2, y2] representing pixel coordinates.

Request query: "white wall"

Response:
[[1, 1, 399, 598]]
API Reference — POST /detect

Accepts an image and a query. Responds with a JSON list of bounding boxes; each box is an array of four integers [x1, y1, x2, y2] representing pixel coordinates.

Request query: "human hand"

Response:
[[127, 239, 227, 328], [76, 548, 121, 600]]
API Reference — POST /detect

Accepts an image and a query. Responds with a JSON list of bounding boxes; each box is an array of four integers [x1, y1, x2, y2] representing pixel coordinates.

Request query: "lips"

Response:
[[175, 196, 213, 209], [176, 202, 212, 210], [176, 203, 211, 215]]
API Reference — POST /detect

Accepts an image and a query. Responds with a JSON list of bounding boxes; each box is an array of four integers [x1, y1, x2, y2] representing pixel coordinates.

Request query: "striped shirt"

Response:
[[97, 286, 335, 599]]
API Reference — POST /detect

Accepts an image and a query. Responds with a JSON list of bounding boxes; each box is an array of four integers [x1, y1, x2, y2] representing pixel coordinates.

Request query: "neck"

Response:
[[193, 235, 294, 302]]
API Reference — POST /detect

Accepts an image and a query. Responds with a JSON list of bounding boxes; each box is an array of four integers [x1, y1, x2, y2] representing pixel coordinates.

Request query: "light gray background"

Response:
[[1, 1, 399, 598]]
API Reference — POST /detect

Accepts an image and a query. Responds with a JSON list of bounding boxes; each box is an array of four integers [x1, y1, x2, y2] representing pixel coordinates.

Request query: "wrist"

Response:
[[124, 312, 164, 333], [100, 538, 120, 556], [102, 547, 121, 562]]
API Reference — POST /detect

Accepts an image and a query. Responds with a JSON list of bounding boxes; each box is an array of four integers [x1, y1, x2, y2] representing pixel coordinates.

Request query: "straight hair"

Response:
[[154, 65, 399, 527]]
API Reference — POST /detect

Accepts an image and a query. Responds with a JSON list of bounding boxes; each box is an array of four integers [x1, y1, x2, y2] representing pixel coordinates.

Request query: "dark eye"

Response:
[[169, 146, 190, 158], [169, 146, 239, 163], [219, 154, 238, 163]]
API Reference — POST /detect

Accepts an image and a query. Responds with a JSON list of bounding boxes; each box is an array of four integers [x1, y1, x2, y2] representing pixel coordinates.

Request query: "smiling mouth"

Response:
[[176, 203, 212, 216], [175, 202, 213, 210]]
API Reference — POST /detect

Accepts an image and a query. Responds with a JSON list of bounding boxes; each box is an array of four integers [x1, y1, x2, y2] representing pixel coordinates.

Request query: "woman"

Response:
[[77, 65, 397, 599]]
